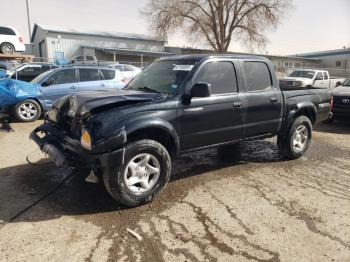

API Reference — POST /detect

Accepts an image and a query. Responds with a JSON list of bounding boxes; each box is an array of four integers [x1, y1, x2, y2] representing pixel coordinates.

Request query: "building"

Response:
[[31, 24, 348, 77], [296, 48, 350, 77], [30, 24, 173, 66]]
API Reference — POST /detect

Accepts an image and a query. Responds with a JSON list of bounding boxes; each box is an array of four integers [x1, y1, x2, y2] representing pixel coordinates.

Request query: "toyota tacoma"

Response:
[[30, 55, 331, 206]]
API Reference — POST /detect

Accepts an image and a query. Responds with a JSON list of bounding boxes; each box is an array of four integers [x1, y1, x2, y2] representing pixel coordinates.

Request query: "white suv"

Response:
[[0, 26, 25, 54]]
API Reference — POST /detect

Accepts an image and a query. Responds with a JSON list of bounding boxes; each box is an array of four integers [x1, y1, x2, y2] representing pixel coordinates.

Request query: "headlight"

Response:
[[81, 129, 92, 150]]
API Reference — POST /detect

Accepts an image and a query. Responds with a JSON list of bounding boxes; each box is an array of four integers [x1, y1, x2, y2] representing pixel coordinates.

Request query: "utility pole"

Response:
[[26, 0, 32, 42]]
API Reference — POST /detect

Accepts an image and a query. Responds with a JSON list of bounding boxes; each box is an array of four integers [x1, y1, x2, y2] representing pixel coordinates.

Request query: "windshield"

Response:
[[288, 70, 315, 79], [127, 60, 196, 94], [342, 79, 350, 86], [31, 70, 53, 84]]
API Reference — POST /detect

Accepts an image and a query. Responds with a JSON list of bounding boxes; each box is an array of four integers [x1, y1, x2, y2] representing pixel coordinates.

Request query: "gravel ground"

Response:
[[0, 120, 349, 262]]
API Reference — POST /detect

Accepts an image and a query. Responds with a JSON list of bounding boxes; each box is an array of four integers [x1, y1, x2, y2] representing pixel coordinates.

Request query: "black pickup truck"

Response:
[[31, 55, 331, 206]]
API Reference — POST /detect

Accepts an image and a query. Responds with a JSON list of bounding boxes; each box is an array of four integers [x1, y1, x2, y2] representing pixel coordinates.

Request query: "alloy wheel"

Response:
[[124, 153, 161, 193]]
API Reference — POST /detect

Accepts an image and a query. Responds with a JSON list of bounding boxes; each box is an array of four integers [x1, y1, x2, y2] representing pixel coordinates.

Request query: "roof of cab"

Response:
[[159, 54, 269, 62]]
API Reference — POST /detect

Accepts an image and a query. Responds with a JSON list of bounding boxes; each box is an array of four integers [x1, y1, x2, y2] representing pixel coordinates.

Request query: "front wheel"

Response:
[[103, 139, 171, 207], [278, 116, 312, 159], [14, 99, 42, 122]]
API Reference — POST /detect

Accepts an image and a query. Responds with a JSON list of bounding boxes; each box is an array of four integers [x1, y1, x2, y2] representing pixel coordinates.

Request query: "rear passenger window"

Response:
[[244, 62, 272, 91], [323, 72, 328, 80], [101, 69, 115, 80], [79, 69, 100, 82], [196, 61, 238, 95]]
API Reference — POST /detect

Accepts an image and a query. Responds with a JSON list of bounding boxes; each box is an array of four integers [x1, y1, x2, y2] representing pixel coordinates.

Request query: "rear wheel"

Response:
[[278, 116, 312, 159], [14, 99, 42, 122], [103, 139, 171, 207], [0, 43, 15, 54]]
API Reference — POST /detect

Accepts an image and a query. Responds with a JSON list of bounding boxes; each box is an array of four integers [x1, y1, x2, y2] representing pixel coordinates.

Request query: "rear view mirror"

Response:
[[190, 82, 211, 98]]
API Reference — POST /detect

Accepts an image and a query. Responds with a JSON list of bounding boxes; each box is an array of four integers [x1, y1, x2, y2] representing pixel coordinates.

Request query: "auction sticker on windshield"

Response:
[[173, 65, 194, 71]]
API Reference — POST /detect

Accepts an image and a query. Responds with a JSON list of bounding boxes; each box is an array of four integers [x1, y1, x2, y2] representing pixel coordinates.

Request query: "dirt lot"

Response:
[[0, 120, 349, 262]]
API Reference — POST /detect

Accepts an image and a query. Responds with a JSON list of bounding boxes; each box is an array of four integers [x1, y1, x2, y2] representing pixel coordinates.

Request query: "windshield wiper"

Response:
[[137, 86, 160, 94]]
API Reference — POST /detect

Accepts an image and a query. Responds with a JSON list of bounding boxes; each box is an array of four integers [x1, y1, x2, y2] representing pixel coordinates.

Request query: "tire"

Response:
[[0, 43, 15, 54], [278, 116, 312, 160], [14, 99, 42, 122], [103, 139, 171, 207]]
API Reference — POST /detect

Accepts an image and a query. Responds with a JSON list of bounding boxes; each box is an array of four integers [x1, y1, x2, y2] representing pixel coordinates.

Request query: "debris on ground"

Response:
[[127, 228, 143, 242]]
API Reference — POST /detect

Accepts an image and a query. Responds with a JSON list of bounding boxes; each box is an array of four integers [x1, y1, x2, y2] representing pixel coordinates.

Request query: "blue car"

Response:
[[0, 66, 126, 122]]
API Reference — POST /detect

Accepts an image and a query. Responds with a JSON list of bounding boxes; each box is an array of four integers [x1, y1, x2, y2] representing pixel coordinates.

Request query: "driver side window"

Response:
[[315, 72, 323, 80], [48, 69, 77, 85], [196, 61, 238, 95]]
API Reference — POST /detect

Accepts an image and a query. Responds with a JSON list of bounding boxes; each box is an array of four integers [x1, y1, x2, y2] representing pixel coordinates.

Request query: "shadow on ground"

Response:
[[315, 120, 350, 135], [0, 139, 285, 224]]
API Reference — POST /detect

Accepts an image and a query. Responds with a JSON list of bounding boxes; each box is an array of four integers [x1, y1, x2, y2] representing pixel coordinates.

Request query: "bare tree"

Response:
[[142, 0, 292, 53]]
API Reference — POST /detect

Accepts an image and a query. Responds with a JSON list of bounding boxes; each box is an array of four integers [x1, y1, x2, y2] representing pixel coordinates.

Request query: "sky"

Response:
[[1, 0, 350, 55]]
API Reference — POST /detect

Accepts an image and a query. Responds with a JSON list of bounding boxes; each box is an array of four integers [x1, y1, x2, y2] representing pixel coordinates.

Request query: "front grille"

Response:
[[333, 96, 350, 108]]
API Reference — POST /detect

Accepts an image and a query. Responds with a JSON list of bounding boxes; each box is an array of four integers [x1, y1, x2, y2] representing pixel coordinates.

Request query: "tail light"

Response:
[[19, 37, 24, 43], [122, 78, 129, 84], [330, 96, 334, 111]]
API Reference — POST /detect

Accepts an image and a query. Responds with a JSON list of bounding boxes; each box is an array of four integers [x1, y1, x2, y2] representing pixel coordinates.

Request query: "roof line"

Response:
[[31, 23, 166, 43]]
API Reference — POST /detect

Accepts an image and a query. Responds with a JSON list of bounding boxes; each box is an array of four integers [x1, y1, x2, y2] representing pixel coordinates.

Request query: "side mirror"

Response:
[[335, 81, 342, 87], [190, 82, 211, 98], [42, 78, 55, 87]]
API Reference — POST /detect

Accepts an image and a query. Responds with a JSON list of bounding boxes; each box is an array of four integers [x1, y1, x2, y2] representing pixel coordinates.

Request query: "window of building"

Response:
[[336, 61, 342, 68], [79, 69, 100, 82], [196, 61, 238, 95], [244, 61, 272, 92]]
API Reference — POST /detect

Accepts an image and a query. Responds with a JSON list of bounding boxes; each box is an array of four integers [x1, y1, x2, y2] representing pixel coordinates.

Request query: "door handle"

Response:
[[70, 86, 76, 89], [233, 101, 243, 109], [270, 97, 278, 103]]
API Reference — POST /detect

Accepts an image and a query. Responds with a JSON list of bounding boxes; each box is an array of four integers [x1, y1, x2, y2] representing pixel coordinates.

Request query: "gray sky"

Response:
[[2, 0, 350, 55]]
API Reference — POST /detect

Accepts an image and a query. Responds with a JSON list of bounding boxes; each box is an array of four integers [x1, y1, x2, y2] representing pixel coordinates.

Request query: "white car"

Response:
[[113, 64, 141, 81], [0, 25, 25, 54], [280, 69, 331, 89]]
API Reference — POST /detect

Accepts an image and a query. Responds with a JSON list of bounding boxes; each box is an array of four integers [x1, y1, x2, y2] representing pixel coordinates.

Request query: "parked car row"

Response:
[[0, 66, 127, 122]]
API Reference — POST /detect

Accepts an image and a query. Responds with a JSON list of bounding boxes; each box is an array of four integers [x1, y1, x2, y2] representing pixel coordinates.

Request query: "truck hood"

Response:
[[51, 89, 163, 120], [331, 86, 350, 96]]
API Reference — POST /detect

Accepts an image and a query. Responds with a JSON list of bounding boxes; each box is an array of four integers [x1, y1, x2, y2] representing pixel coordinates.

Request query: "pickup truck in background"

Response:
[[279, 69, 345, 90], [280, 69, 332, 89], [30, 55, 331, 207]]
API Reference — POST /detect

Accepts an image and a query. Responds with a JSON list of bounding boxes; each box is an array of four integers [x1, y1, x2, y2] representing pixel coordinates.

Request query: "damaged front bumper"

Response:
[[30, 122, 126, 169]]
